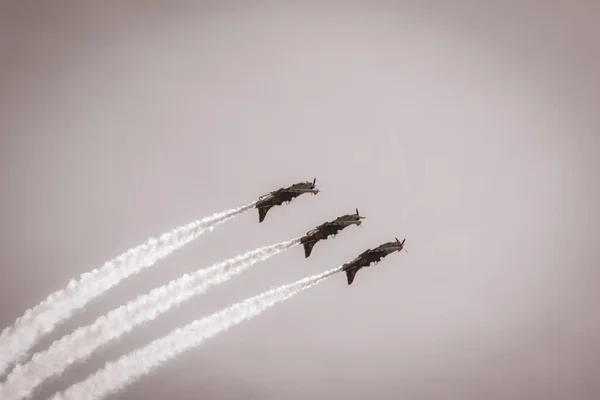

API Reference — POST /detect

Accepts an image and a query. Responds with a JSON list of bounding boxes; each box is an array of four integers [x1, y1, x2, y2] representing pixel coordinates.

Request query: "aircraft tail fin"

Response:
[[258, 205, 272, 223], [303, 241, 317, 258], [346, 269, 358, 285]]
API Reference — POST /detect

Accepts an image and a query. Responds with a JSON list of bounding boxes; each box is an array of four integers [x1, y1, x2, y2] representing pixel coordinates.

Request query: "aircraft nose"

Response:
[[356, 220, 362, 226]]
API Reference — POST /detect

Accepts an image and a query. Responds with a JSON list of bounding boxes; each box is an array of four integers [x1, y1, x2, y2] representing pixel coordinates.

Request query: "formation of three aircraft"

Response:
[[254, 178, 407, 285]]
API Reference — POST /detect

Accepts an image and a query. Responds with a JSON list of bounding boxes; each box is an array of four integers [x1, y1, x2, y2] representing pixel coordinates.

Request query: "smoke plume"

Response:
[[0, 201, 256, 376], [49, 266, 341, 400], [0, 237, 298, 400]]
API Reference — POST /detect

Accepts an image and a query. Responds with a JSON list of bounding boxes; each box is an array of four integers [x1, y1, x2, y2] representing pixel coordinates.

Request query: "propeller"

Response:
[[311, 177, 319, 195], [395, 237, 407, 253], [354, 208, 366, 227]]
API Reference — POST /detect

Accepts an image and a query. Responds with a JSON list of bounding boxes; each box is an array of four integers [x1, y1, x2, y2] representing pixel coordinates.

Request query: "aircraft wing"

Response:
[[282, 186, 314, 194], [324, 223, 344, 237], [319, 221, 340, 232], [281, 188, 303, 194]]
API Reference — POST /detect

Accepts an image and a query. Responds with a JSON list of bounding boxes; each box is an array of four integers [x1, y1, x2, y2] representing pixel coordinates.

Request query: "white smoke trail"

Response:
[[0, 201, 256, 377], [49, 266, 341, 400], [0, 237, 300, 400]]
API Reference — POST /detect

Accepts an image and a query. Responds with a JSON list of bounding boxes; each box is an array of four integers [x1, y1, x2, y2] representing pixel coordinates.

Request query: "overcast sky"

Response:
[[1, 1, 599, 399]]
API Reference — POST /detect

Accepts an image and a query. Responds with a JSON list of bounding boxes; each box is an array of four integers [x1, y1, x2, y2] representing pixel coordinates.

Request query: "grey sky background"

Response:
[[1, 1, 599, 399]]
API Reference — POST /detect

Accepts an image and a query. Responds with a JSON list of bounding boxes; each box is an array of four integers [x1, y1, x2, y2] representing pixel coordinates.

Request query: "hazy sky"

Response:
[[1, 1, 599, 399]]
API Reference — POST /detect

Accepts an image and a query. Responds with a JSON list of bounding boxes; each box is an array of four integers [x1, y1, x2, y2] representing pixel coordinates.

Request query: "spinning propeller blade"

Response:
[[396, 237, 407, 252]]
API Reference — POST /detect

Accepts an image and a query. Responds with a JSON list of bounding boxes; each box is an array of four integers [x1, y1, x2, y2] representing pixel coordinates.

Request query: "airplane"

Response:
[[342, 238, 407, 285], [300, 208, 366, 258], [255, 178, 319, 223]]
